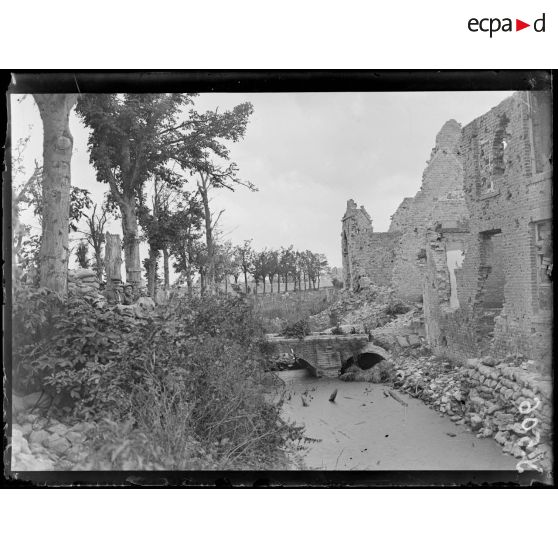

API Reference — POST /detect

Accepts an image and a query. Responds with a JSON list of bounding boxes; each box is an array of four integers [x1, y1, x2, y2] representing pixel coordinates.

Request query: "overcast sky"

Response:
[[11, 90, 511, 269]]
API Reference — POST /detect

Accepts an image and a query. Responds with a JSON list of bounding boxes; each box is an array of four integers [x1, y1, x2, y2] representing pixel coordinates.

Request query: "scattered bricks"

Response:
[[479, 427, 494, 438], [480, 356, 496, 366], [466, 358, 480, 369], [511, 444, 525, 459], [511, 423, 527, 436], [408, 334, 421, 346], [502, 441, 514, 454], [47, 437, 71, 455], [468, 396, 485, 410], [29, 430, 49, 445], [20, 423, 33, 436], [396, 336, 410, 347], [65, 431, 82, 444], [44, 433, 63, 449], [469, 414, 483, 431], [486, 403, 501, 415], [46, 423, 69, 436], [521, 387, 535, 400]]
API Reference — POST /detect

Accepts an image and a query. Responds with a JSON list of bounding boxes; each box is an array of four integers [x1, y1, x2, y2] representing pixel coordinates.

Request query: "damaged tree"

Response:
[[75, 94, 194, 290], [33, 94, 78, 294]]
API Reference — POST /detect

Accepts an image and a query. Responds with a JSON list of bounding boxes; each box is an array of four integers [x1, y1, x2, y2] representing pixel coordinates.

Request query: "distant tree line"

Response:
[[172, 240, 329, 295]]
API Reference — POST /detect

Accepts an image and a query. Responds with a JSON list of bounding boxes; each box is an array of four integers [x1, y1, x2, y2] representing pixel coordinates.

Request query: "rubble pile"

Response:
[[309, 285, 412, 332], [11, 397, 96, 471], [392, 353, 553, 472], [68, 268, 106, 306]]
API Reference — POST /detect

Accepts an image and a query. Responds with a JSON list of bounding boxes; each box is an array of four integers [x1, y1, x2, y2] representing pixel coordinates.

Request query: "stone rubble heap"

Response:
[[67, 267, 156, 318], [309, 285, 412, 332], [11, 409, 96, 472], [68, 268, 106, 306], [392, 353, 552, 473]]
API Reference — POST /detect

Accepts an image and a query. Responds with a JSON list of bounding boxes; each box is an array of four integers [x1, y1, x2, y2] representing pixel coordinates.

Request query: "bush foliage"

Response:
[[281, 318, 311, 339], [13, 287, 303, 468]]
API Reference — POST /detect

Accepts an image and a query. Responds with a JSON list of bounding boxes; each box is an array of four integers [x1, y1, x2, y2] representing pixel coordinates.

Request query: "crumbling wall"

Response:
[[341, 199, 374, 290], [341, 121, 467, 299], [389, 119, 467, 301], [423, 91, 553, 368], [341, 200, 401, 290], [357, 232, 401, 287]]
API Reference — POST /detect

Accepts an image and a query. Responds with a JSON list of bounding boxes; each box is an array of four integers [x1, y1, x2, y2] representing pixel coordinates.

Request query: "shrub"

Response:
[[12, 286, 142, 417], [13, 286, 304, 468], [281, 318, 311, 339]]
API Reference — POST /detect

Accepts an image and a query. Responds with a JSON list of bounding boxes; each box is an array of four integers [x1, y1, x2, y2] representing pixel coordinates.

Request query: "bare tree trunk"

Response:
[[198, 175, 215, 294], [93, 245, 104, 282], [185, 269, 193, 295], [163, 246, 170, 289], [244, 270, 248, 293], [120, 194, 142, 289], [269, 275, 274, 293], [104, 232, 122, 283], [277, 275, 280, 293], [146, 245, 159, 298], [200, 271, 206, 294], [33, 94, 78, 294]]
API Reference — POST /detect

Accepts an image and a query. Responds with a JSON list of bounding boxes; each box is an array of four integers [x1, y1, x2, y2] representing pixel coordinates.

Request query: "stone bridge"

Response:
[[265, 333, 390, 377]]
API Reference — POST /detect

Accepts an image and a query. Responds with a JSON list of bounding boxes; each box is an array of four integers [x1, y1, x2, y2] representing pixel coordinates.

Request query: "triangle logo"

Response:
[[516, 19, 531, 31]]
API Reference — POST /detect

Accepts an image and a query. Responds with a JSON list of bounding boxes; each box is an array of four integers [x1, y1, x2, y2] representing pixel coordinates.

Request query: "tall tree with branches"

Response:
[[172, 103, 256, 293], [235, 240, 254, 294], [75, 93, 196, 288], [32, 94, 78, 293], [168, 193, 204, 295]]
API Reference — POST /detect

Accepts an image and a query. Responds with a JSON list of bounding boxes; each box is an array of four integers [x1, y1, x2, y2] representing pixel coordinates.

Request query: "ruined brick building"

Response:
[[342, 91, 552, 368]]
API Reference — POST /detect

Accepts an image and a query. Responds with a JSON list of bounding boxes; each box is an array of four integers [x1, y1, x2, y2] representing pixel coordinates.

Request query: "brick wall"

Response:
[[423, 91, 553, 369], [341, 119, 467, 302]]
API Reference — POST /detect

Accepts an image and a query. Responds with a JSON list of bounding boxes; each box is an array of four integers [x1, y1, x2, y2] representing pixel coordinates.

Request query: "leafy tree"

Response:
[[212, 240, 236, 293], [172, 103, 256, 293], [168, 193, 204, 295], [279, 246, 296, 292], [228, 246, 243, 287], [11, 136, 42, 283], [75, 93, 195, 288], [306, 252, 328, 289], [251, 250, 267, 294], [265, 249, 280, 294], [235, 240, 254, 294]]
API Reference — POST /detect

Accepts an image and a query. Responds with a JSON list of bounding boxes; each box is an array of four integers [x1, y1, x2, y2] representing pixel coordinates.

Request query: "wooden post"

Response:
[[105, 232, 122, 284]]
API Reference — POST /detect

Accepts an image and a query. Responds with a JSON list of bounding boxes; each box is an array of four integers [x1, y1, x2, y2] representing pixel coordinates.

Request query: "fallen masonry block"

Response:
[[407, 334, 421, 346], [396, 336, 409, 347]]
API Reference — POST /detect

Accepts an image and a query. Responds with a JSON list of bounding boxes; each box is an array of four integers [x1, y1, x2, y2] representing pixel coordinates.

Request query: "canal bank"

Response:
[[277, 369, 519, 470]]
